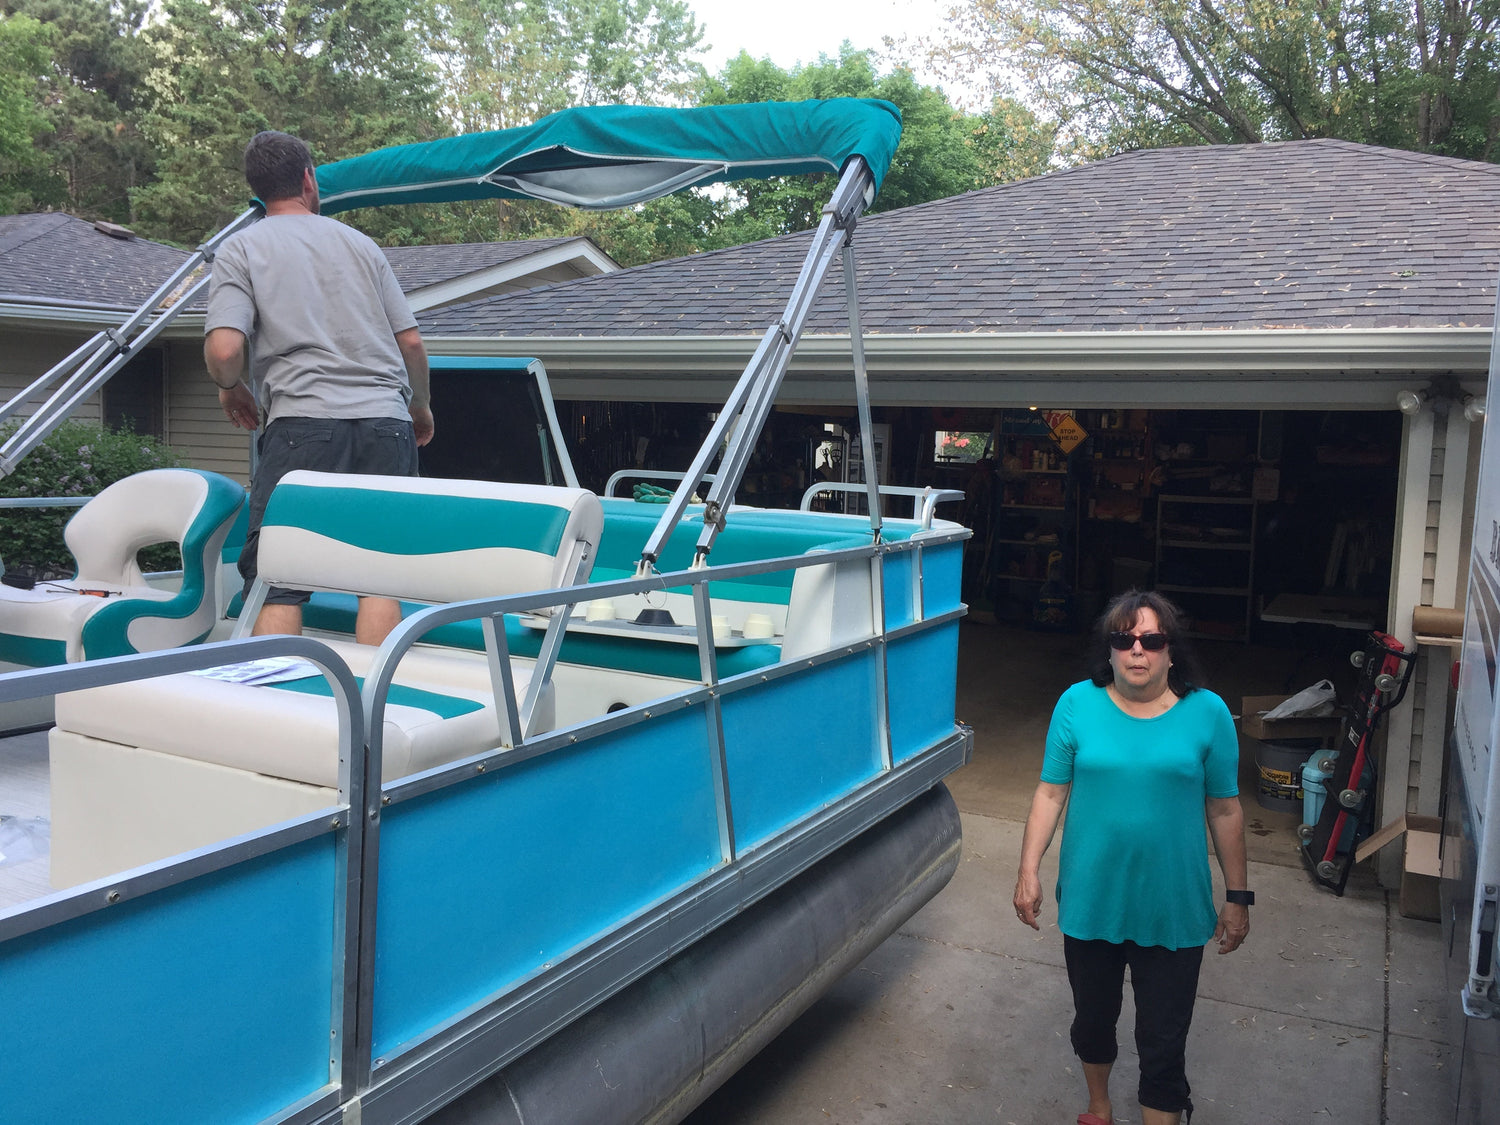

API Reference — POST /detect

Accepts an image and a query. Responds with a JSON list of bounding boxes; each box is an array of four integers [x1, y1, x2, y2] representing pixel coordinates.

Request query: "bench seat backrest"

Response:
[[256, 472, 603, 607]]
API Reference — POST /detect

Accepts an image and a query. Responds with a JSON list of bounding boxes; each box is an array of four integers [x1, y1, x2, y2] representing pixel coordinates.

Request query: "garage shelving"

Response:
[[1155, 493, 1258, 641]]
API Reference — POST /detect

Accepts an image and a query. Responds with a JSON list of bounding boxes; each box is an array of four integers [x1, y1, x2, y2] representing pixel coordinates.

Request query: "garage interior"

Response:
[[549, 400, 1401, 644]]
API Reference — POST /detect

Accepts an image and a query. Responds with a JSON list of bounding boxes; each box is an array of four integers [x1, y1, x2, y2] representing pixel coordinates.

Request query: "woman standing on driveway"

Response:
[[1013, 590, 1250, 1125]]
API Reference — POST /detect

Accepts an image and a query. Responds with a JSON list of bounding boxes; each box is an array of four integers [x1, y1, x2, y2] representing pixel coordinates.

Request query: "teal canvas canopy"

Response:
[[316, 99, 902, 215]]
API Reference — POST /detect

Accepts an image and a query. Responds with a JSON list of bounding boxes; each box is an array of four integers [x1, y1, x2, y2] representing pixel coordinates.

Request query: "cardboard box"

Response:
[[1355, 814, 1442, 921], [1239, 695, 1344, 743]]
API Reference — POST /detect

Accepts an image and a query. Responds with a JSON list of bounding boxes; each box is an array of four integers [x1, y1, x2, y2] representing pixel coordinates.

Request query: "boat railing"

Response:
[[1, 520, 971, 1124], [345, 520, 969, 1107], [0, 633, 364, 1125], [0, 496, 91, 510], [603, 468, 720, 498], [798, 483, 964, 529]]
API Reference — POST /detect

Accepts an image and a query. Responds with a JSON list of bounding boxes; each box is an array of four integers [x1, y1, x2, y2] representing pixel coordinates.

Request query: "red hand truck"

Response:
[[1298, 630, 1416, 895]]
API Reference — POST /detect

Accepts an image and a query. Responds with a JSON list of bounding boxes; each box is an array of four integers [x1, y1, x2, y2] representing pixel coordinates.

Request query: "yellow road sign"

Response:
[[1051, 415, 1087, 454]]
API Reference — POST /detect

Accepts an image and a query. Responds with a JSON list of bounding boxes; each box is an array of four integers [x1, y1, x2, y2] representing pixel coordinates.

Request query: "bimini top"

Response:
[[315, 99, 903, 214]]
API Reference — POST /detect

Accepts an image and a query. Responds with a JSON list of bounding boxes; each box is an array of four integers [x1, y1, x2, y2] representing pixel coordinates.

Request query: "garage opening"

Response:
[[921, 408, 1402, 644], [542, 399, 1403, 649]]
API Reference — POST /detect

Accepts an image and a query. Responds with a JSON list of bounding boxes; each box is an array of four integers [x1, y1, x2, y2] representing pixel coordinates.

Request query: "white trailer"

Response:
[[1447, 285, 1500, 1120]]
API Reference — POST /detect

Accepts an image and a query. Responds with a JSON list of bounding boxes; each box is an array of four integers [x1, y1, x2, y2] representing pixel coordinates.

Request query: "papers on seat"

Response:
[[188, 656, 322, 685]]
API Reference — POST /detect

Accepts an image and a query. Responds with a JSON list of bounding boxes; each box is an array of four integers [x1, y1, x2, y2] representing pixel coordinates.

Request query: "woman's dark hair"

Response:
[[243, 131, 314, 203], [1086, 588, 1204, 697]]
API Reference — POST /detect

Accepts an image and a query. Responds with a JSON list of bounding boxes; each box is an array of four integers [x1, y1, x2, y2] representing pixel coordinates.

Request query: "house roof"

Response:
[[0, 214, 616, 318], [382, 237, 605, 291], [417, 139, 1500, 338], [0, 213, 194, 311]]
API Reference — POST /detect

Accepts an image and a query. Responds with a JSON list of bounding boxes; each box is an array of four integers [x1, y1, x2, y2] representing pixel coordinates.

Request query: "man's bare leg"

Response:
[[355, 596, 403, 646], [1140, 1108, 1181, 1125], [253, 603, 304, 636]]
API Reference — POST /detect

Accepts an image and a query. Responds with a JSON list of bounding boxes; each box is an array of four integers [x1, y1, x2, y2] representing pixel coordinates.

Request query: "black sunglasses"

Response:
[[1108, 630, 1169, 652]]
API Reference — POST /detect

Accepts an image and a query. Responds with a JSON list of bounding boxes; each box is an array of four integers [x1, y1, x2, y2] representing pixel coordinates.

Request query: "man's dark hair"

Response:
[[1085, 587, 1205, 697], [243, 131, 313, 203]]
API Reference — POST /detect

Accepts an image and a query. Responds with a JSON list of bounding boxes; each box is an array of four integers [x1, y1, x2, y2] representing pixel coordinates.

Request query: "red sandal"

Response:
[[1077, 1115, 1112, 1125]]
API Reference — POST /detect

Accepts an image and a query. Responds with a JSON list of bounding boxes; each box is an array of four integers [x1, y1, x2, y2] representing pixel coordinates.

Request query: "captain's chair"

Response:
[[0, 469, 245, 666]]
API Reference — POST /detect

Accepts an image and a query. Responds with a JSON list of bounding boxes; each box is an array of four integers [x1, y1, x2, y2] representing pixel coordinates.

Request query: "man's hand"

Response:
[[219, 382, 259, 430], [410, 404, 434, 447]]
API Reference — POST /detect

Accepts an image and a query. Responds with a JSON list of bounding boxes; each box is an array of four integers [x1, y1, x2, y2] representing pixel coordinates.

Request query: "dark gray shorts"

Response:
[[240, 416, 419, 606]]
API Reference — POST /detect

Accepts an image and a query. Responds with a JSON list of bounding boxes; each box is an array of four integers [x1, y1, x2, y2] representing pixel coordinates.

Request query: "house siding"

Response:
[[1380, 405, 1473, 882], [167, 345, 249, 484], [0, 328, 247, 481], [0, 329, 103, 427]]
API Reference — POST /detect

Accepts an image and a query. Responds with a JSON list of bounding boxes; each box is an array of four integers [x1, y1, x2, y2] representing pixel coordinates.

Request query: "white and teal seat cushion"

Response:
[[249, 471, 601, 609], [56, 473, 602, 790], [0, 469, 245, 666], [54, 639, 536, 788]]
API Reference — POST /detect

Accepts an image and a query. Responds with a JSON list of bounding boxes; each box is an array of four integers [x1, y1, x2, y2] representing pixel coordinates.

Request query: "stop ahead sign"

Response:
[[1050, 415, 1087, 454]]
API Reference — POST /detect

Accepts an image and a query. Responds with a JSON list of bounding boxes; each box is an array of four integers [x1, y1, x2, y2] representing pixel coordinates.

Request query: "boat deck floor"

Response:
[[0, 729, 50, 910]]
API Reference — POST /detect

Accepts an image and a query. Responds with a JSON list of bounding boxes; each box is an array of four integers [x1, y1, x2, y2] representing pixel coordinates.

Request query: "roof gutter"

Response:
[[3, 304, 1492, 408], [405, 240, 620, 312], [424, 327, 1496, 409], [0, 299, 207, 335]]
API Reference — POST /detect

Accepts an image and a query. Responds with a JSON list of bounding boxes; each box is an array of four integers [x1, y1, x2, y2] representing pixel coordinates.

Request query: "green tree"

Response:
[[0, 13, 52, 213], [430, 0, 705, 132], [1, 2, 158, 220], [129, 0, 446, 244], [941, 0, 1500, 161], [696, 46, 1050, 249]]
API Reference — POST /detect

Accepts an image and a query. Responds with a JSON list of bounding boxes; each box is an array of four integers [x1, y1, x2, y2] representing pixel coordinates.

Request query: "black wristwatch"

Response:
[[1225, 889, 1255, 906]]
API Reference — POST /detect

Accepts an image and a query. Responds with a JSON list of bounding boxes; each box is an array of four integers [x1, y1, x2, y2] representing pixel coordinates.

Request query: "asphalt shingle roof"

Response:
[[418, 139, 1500, 337], [382, 237, 586, 291], [0, 214, 194, 310], [0, 215, 591, 309]]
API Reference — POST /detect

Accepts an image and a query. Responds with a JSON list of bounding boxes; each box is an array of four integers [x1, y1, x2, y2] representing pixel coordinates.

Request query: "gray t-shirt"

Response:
[[205, 213, 418, 424]]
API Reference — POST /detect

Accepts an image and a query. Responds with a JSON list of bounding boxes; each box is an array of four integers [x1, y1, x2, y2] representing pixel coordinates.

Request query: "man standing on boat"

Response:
[[203, 130, 434, 645]]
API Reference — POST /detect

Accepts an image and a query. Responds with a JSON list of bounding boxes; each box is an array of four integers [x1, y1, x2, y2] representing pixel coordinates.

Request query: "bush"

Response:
[[0, 420, 187, 576]]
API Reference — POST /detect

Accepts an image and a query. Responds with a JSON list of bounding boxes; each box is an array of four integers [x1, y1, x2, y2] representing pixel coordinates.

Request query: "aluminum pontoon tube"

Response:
[[424, 783, 963, 1125]]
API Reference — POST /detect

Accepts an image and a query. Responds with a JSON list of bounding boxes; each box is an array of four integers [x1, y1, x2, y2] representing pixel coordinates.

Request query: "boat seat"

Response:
[[49, 472, 603, 886], [0, 469, 245, 666], [222, 503, 899, 680]]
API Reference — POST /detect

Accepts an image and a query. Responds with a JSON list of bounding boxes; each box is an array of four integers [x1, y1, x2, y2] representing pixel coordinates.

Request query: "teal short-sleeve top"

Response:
[[1040, 680, 1240, 949]]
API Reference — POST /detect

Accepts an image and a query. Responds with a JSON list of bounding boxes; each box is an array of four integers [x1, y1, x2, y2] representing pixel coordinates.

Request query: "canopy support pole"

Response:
[[0, 206, 261, 476], [635, 158, 876, 574], [842, 238, 882, 541]]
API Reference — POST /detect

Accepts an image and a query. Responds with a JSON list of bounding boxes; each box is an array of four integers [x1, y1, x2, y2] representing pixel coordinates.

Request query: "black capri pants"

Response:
[[1063, 935, 1204, 1116]]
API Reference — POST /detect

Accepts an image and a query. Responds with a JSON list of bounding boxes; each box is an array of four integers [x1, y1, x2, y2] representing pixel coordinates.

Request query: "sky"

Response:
[[687, 0, 957, 88]]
